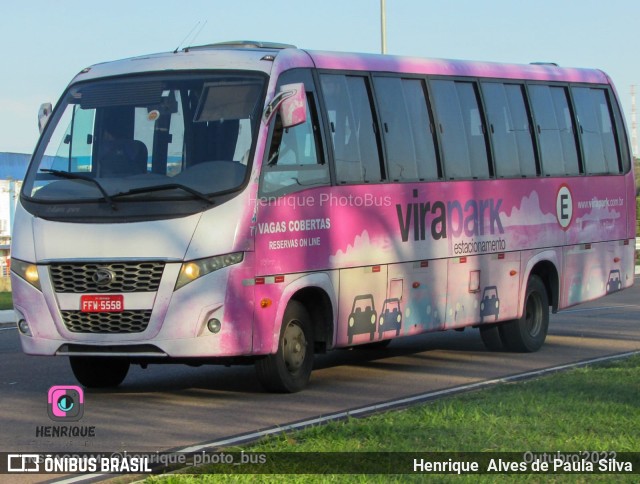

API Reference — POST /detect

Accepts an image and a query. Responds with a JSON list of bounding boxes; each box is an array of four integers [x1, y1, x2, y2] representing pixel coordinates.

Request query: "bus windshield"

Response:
[[22, 73, 265, 216]]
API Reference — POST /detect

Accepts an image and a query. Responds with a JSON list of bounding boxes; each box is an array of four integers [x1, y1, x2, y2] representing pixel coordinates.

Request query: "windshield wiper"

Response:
[[40, 169, 117, 210], [112, 183, 214, 205]]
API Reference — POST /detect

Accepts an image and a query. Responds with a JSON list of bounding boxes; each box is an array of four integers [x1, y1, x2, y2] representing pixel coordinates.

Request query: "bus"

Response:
[[11, 41, 635, 392]]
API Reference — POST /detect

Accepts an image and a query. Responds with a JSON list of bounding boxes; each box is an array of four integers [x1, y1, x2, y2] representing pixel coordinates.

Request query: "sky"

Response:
[[1, 0, 639, 155]]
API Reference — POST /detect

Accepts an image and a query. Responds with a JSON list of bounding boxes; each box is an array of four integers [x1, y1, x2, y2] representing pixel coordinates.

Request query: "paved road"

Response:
[[1, 282, 639, 468], [0, 310, 15, 324]]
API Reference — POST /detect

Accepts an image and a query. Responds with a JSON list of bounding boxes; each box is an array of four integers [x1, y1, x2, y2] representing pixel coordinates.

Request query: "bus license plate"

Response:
[[80, 295, 124, 313]]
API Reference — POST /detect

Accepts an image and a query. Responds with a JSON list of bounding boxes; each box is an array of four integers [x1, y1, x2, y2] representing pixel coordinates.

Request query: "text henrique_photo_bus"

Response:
[[11, 41, 635, 392]]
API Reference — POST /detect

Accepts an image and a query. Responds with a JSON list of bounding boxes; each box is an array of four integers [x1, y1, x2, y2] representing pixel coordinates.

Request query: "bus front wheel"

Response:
[[500, 275, 549, 352], [69, 357, 130, 388], [255, 301, 314, 393]]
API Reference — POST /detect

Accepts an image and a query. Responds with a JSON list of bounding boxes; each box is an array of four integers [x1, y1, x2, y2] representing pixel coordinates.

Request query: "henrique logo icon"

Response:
[[47, 386, 84, 422]]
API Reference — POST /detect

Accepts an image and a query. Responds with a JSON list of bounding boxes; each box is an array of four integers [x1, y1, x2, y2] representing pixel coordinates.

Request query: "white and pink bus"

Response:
[[11, 41, 635, 392]]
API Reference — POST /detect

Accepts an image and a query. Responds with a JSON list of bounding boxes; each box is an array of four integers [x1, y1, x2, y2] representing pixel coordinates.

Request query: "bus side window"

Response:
[[482, 82, 537, 177], [609, 90, 632, 173], [572, 87, 621, 175], [373, 76, 440, 181], [261, 93, 329, 196], [320, 74, 382, 184], [529, 85, 581, 176], [430, 79, 490, 180]]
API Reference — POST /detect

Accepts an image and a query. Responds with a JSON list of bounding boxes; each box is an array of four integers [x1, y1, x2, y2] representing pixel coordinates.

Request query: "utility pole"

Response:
[[381, 0, 387, 54], [632, 85, 638, 159]]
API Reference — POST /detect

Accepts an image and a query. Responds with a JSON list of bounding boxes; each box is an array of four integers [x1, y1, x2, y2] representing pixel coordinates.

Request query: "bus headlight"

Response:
[[175, 252, 244, 290], [11, 259, 41, 290]]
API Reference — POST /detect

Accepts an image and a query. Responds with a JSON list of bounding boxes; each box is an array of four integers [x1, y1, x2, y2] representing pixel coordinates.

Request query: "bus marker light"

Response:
[[255, 277, 265, 285], [274, 275, 285, 283], [260, 298, 272, 308], [510, 270, 517, 276], [207, 318, 221, 334], [614, 257, 621, 263], [412, 282, 420, 289]]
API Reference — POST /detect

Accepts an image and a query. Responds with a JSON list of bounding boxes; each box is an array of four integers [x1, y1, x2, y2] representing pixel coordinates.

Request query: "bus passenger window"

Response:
[[529, 85, 580, 176], [320, 74, 382, 184], [482, 82, 537, 177], [430, 80, 490, 180], [572, 87, 621, 174], [373, 77, 439, 181]]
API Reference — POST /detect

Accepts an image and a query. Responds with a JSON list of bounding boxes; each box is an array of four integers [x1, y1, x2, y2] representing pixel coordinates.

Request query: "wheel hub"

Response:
[[283, 322, 306, 371]]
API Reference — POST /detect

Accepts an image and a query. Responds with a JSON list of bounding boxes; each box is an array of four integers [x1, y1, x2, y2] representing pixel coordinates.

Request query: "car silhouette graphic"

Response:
[[347, 294, 377, 344], [606, 269, 622, 293], [378, 298, 402, 338], [480, 286, 499, 322]]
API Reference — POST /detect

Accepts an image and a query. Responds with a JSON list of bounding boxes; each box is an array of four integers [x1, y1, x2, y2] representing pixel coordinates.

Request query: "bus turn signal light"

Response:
[[11, 259, 41, 290], [260, 298, 272, 308]]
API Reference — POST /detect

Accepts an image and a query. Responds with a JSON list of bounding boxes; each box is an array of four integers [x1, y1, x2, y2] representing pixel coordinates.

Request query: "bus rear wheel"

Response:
[[479, 324, 503, 351], [69, 357, 130, 388], [500, 275, 549, 352], [255, 301, 314, 393]]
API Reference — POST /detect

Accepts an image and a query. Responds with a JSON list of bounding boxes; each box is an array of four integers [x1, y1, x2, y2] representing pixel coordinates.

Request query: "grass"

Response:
[[143, 355, 640, 483], [0, 292, 12, 310]]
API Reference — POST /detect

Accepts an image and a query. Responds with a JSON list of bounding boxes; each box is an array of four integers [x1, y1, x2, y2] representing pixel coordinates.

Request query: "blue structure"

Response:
[[0, 152, 30, 180]]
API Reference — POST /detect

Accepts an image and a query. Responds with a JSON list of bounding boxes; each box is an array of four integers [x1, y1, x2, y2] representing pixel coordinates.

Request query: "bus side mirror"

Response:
[[38, 103, 53, 133], [263, 83, 306, 128], [279, 83, 306, 128]]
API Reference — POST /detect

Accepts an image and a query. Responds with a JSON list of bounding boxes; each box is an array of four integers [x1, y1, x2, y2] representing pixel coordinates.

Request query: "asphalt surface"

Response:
[[1, 281, 639, 484]]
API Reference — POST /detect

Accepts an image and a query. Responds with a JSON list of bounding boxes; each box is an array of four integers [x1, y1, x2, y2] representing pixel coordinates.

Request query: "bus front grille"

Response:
[[61, 310, 152, 333], [50, 262, 165, 293]]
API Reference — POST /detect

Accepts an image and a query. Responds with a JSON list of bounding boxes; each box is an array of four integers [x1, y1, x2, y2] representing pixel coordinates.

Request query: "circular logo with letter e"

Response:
[[556, 185, 573, 230]]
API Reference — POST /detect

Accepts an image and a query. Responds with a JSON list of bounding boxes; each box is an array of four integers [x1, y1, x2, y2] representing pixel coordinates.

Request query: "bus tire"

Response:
[[479, 324, 503, 351], [500, 275, 549, 352], [255, 301, 314, 393], [69, 357, 130, 388]]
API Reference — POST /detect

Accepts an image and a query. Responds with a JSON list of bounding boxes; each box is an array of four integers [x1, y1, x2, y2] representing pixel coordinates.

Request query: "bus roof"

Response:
[[303, 50, 609, 84], [71, 41, 610, 86], [71, 45, 285, 83]]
